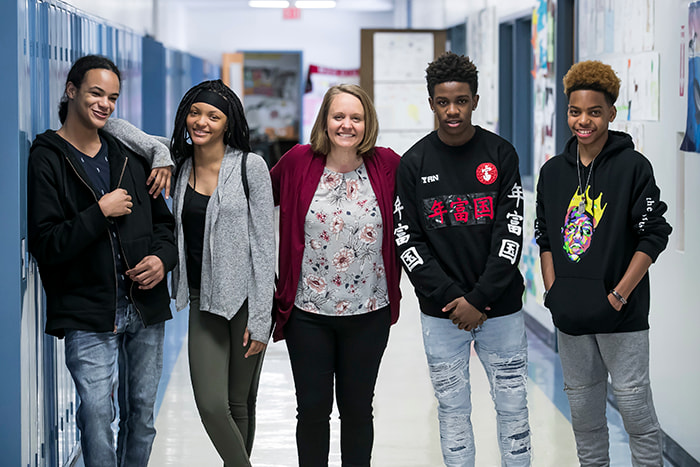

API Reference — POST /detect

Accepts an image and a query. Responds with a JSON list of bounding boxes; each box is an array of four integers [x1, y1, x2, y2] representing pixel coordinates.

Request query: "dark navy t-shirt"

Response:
[[70, 138, 131, 307]]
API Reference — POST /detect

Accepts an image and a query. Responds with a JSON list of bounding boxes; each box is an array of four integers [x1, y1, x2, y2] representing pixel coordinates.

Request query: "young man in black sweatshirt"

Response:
[[394, 52, 531, 467], [535, 60, 671, 466]]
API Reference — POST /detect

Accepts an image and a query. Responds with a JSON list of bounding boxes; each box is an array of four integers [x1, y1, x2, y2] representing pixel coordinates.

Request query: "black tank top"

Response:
[[182, 184, 209, 289]]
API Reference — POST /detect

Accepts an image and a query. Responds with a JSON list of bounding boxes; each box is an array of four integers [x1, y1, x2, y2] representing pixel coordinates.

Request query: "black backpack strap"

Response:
[[241, 151, 250, 206]]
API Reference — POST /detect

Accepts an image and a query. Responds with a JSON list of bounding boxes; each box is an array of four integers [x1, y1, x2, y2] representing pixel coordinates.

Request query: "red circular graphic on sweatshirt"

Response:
[[476, 163, 498, 185]]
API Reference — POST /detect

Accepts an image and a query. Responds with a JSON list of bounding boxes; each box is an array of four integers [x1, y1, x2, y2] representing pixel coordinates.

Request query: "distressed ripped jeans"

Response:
[[421, 311, 531, 467]]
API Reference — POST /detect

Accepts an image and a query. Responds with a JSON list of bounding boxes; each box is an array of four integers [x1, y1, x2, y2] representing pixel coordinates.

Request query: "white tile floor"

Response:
[[148, 277, 590, 467]]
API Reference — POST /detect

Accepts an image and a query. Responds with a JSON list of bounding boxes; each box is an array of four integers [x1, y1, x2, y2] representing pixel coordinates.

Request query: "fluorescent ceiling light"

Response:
[[248, 1, 290, 7], [295, 1, 336, 8]]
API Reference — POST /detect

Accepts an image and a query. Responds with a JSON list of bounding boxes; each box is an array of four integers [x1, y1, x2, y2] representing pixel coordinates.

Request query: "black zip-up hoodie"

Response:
[[28, 130, 177, 337], [535, 131, 672, 335]]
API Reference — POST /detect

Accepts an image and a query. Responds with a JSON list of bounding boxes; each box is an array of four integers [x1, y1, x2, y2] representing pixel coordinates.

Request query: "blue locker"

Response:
[[142, 36, 167, 137], [0, 0, 28, 464], [6, 1, 148, 465]]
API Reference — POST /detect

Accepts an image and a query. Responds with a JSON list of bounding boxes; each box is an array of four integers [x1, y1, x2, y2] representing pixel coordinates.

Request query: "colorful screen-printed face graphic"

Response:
[[561, 187, 607, 263], [562, 208, 594, 261]]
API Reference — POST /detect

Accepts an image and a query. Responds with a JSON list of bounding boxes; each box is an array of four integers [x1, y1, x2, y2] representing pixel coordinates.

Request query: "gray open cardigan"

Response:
[[105, 118, 275, 342]]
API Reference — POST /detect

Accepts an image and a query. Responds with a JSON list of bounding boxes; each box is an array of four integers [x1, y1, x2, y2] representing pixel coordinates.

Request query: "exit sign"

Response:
[[283, 7, 301, 19]]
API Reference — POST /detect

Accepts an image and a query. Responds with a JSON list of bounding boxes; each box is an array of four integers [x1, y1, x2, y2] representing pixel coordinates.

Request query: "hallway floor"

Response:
[[146, 277, 646, 467]]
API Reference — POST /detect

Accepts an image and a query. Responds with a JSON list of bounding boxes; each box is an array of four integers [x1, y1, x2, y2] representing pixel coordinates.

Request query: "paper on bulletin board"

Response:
[[622, 0, 655, 53], [610, 121, 646, 153], [578, 0, 655, 59], [376, 131, 430, 156], [467, 7, 498, 125], [606, 52, 659, 121], [373, 32, 434, 82], [532, 1, 557, 170], [372, 31, 436, 155], [533, 74, 557, 171], [374, 82, 433, 131]]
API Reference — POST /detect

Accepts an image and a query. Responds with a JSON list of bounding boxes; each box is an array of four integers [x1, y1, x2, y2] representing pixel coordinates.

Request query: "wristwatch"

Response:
[[543, 289, 549, 302]]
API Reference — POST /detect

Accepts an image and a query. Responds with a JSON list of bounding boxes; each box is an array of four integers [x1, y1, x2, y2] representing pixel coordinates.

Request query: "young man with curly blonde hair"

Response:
[[535, 60, 672, 466]]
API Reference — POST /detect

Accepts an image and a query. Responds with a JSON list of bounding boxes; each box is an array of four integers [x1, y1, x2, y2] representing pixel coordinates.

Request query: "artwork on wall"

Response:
[[521, 0, 558, 334], [243, 51, 302, 143], [302, 65, 359, 144], [532, 0, 557, 172], [607, 52, 660, 122], [576, 0, 660, 130], [577, 0, 655, 57], [681, 1, 700, 153]]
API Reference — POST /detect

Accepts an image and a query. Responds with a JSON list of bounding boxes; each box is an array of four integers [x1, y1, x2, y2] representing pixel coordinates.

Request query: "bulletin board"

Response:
[[360, 29, 446, 155], [576, 0, 658, 151]]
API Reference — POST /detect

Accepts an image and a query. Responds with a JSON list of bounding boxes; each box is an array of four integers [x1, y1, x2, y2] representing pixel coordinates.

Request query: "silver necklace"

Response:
[[576, 145, 594, 215]]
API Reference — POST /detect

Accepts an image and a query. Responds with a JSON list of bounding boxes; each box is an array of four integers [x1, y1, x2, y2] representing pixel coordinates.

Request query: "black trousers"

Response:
[[285, 306, 391, 467]]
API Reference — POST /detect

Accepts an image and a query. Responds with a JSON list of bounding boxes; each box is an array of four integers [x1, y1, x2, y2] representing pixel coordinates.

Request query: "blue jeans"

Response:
[[420, 311, 531, 467], [64, 304, 165, 467]]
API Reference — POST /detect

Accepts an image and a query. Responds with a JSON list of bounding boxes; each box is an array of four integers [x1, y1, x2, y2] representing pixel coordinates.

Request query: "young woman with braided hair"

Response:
[[107, 79, 275, 466]]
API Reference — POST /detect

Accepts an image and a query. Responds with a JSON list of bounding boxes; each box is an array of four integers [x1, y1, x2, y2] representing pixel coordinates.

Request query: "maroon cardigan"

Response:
[[270, 144, 402, 341]]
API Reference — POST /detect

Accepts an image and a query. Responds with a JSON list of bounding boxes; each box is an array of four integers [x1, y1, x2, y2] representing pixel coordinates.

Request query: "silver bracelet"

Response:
[[610, 289, 627, 305]]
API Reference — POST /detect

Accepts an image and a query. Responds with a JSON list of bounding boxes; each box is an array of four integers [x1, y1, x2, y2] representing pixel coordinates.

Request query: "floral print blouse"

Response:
[[295, 164, 389, 316]]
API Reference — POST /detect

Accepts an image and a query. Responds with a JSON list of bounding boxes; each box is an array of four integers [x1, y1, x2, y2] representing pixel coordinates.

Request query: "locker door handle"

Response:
[[21, 237, 27, 281]]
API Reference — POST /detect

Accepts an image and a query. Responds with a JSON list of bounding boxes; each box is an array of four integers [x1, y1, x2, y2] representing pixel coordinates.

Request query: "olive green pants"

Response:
[[188, 292, 265, 467]]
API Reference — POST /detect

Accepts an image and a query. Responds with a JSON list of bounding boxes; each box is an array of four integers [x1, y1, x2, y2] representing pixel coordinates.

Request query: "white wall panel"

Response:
[[160, 7, 393, 72]]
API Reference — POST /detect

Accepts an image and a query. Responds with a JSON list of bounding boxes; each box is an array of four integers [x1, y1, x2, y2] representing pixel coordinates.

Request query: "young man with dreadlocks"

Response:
[[394, 52, 531, 466], [535, 60, 671, 466]]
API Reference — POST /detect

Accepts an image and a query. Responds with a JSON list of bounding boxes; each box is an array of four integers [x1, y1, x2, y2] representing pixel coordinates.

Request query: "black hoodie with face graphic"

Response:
[[535, 131, 672, 335]]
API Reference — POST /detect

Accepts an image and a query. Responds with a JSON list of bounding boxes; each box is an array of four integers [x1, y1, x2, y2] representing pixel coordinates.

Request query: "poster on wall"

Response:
[[532, 0, 557, 172], [467, 7, 498, 127], [578, 0, 655, 58], [533, 0, 554, 74], [525, 0, 557, 334], [373, 32, 435, 155], [607, 53, 660, 122], [373, 32, 434, 82], [243, 52, 302, 142], [373, 82, 434, 131], [681, 1, 700, 153], [302, 65, 359, 144]]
